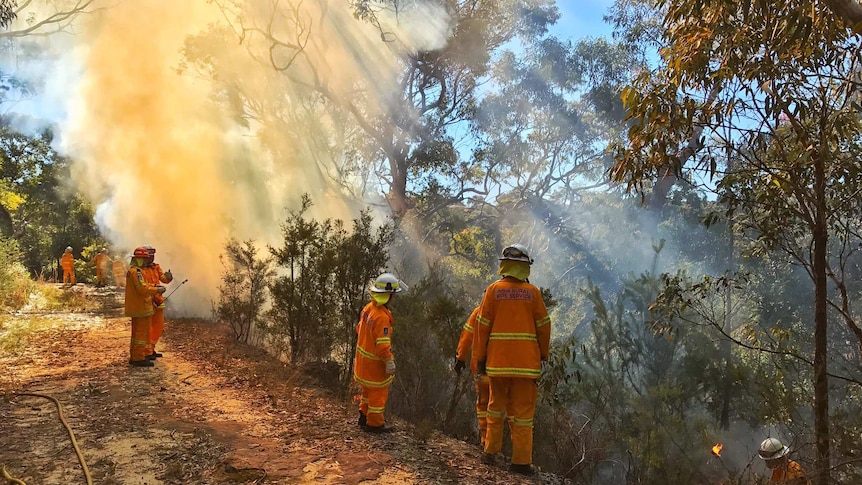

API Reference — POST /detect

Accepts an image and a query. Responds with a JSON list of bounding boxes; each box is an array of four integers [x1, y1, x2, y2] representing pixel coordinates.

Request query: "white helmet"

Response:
[[65, 246, 72, 252], [370, 273, 405, 293], [758, 437, 790, 460], [499, 244, 533, 264]]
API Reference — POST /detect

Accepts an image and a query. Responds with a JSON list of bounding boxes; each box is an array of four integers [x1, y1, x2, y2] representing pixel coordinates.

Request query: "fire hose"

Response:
[[3, 393, 93, 485], [2, 465, 25, 485]]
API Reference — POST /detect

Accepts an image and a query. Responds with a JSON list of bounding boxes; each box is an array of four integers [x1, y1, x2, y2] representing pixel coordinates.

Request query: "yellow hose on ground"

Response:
[[14, 393, 93, 485], [2, 465, 26, 485]]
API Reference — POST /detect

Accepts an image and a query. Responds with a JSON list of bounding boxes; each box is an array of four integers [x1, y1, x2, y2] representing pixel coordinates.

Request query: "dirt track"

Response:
[[0, 287, 562, 484]]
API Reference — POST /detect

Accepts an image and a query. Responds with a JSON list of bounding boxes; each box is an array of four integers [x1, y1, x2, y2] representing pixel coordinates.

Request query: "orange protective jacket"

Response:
[[473, 277, 551, 379], [90, 252, 112, 270], [142, 263, 171, 308], [60, 252, 74, 270], [456, 307, 481, 374], [354, 300, 395, 388], [770, 460, 810, 484], [124, 262, 160, 317], [112, 260, 126, 274]]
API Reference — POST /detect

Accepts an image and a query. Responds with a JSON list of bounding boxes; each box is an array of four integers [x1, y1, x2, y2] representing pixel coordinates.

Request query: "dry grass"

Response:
[[0, 314, 62, 352]]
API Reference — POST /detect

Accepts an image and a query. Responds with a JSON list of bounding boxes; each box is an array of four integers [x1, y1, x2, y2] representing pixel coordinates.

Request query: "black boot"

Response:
[[508, 464, 535, 476], [150, 351, 163, 358], [129, 360, 154, 367], [482, 454, 498, 466], [358, 412, 367, 428], [363, 423, 394, 434]]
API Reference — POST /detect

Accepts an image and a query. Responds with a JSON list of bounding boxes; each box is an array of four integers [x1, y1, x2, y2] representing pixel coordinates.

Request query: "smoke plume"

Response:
[[25, 0, 454, 314]]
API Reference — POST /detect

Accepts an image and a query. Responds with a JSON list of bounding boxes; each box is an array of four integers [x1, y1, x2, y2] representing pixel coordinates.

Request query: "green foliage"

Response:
[[0, 127, 100, 277], [213, 239, 274, 344], [386, 266, 473, 434], [538, 245, 776, 483], [609, 0, 862, 480], [263, 194, 394, 387], [0, 236, 34, 309]]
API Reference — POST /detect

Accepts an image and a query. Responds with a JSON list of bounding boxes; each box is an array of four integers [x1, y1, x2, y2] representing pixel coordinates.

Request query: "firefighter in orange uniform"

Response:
[[125, 246, 164, 367], [142, 246, 173, 360], [474, 244, 551, 476], [758, 438, 811, 484], [454, 306, 491, 447], [60, 246, 75, 285], [89, 248, 113, 287], [354, 273, 405, 433], [112, 257, 127, 288]]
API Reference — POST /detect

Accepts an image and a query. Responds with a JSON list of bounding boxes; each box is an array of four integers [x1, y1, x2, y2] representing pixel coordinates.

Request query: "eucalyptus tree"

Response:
[[0, 127, 98, 275], [200, 0, 562, 218], [0, 1, 95, 38], [611, 0, 862, 481]]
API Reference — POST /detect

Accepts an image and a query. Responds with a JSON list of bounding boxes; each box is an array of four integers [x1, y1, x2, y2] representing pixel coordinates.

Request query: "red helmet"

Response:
[[133, 247, 150, 258]]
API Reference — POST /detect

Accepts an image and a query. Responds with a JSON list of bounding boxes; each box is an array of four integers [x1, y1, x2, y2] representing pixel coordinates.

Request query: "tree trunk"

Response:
[[388, 149, 409, 217], [648, 85, 721, 212], [720, 152, 736, 430], [821, 0, 862, 31], [812, 152, 830, 485]]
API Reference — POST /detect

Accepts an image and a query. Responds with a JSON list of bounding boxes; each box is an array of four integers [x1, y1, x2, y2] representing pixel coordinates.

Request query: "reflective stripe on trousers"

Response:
[[130, 316, 152, 362], [484, 377, 537, 465], [358, 384, 391, 428]]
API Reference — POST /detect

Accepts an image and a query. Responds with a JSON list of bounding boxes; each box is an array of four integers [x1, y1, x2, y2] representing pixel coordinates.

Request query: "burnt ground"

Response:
[[0, 285, 568, 485]]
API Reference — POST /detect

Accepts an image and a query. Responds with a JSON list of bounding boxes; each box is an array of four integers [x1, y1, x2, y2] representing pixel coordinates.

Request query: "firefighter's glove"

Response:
[[454, 359, 466, 375], [165, 269, 173, 282], [157, 286, 167, 294], [477, 360, 487, 375], [385, 359, 396, 376]]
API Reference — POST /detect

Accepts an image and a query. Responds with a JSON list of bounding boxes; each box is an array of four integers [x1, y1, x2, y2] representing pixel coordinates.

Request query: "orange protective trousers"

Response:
[[148, 307, 165, 353], [63, 269, 75, 285], [485, 377, 537, 465], [475, 374, 490, 445], [130, 316, 152, 362], [358, 385, 390, 428]]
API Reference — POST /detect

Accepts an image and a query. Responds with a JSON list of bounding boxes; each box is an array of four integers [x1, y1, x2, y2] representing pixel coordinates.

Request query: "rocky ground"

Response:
[[0, 285, 568, 484]]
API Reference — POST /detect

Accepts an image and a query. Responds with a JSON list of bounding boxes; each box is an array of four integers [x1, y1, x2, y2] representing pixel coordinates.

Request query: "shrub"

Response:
[[0, 237, 34, 309], [212, 239, 273, 343]]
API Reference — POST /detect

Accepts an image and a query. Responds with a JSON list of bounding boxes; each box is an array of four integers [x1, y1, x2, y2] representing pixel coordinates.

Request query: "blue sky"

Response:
[[553, 0, 616, 40]]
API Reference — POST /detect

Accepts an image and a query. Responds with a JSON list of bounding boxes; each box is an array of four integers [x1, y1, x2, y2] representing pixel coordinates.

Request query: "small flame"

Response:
[[712, 443, 723, 457]]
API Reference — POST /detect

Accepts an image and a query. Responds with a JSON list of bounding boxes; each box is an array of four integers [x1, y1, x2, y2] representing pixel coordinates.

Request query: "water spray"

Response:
[[163, 278, 189, 302]]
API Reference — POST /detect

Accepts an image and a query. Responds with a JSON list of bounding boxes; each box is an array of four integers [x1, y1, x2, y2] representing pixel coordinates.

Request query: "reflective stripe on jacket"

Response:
[[456, 307, 480, 374], [124, 264, 159, 317], [354, 300, 395, 388], [473, 277, 551, 379], [60, 253, 74, 270]]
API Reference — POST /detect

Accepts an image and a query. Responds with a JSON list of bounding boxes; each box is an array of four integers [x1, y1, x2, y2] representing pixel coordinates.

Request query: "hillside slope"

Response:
[[1, 286, 567, 484]]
